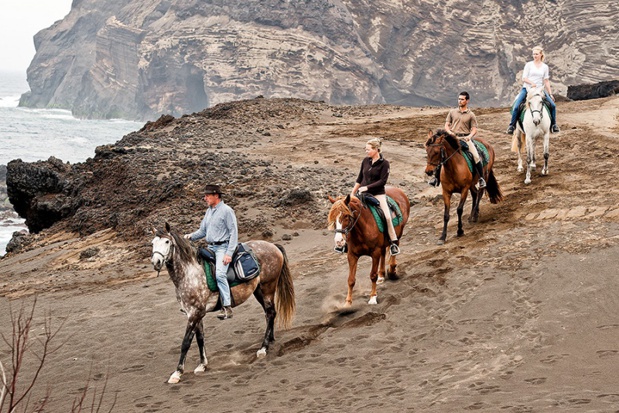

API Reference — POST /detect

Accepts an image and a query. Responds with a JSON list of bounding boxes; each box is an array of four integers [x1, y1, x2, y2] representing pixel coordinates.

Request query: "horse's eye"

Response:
[[165, 239, 170, 244]]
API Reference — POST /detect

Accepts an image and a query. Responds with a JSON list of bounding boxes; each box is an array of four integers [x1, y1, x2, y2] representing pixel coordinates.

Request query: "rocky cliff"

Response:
[[20, 0, 619, 120]]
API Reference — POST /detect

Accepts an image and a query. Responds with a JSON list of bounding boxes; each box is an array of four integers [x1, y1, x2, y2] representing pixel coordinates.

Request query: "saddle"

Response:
[[198, 243, 261, 292], [460, 140, 489, 172], [357, 193, 403, 234]]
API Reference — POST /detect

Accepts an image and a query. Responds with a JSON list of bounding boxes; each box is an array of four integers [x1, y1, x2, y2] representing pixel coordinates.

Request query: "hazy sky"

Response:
[[0, 0, 72, 73]]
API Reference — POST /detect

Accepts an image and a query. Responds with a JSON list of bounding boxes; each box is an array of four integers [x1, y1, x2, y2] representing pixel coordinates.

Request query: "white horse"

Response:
[[511, 87, 551, 184]]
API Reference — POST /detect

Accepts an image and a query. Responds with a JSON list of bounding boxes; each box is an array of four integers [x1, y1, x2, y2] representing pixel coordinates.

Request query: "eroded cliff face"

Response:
[[20, 0, 619, 120]]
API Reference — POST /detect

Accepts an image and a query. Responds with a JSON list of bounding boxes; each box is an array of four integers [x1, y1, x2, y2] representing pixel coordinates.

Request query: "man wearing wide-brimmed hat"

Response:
[[185, 184, 238, 320]]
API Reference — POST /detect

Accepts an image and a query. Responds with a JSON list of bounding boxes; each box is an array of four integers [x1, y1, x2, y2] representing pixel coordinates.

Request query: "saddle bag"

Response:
[[198, 243, 261, 283], [232, 243, 261, 281]]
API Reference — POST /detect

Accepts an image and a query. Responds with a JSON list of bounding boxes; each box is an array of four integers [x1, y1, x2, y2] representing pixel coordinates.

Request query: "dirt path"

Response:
[[1, 97, 618, 412]]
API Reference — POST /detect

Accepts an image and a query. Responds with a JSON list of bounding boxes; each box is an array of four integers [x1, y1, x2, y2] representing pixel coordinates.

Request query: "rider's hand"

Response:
[[183, 233, 192, 240], [359, 186, 368, 193], [223, 255, 232, 265]]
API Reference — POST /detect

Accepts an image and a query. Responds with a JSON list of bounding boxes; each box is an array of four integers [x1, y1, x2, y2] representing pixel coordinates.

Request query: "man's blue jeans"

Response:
[[509, 87, 557, 127], [210, 243, 232, 306]]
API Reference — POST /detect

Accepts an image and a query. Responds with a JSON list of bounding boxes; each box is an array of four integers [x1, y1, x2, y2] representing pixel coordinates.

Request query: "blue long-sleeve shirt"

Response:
[[189, 200, 238, 256]]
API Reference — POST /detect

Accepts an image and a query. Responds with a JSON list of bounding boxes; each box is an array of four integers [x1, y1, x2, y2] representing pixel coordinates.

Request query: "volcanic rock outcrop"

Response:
[[20, 0, 619, 120], [6, 98, 363, 251]]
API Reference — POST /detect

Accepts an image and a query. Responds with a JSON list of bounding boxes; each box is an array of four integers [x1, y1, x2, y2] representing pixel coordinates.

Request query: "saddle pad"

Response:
[[462, 140, 490, 173], [369, 196, 403, 234], [203, 261, 243, 292]]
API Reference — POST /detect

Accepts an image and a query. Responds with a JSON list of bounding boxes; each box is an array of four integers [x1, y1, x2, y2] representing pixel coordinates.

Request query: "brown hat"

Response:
[[204, 184, 222, 195]]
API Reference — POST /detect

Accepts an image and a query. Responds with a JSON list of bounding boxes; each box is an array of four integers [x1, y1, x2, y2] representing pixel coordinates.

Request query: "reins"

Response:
[[334, 205, 362, 236], [427, 140, 462, 168]]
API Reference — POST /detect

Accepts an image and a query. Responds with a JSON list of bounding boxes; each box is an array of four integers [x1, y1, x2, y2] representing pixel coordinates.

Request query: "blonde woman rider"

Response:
[[348, 137, 400, 256], [506, 45, 559, 134]]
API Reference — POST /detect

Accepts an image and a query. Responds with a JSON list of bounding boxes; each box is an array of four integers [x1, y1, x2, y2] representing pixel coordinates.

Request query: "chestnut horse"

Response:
[[328, 186, 410, 306], [425, 130, 503, 244], [151, 223, 295, 383]]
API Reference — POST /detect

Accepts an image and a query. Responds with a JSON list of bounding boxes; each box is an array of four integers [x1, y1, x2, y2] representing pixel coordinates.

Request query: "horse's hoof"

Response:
[[343, 301, 352, 308], [437, 239, 445, 245], [167, 371, 182, 384], [517, 167, 523, 172], [524, 179, 531, 185], [377, 277, 385, 285], [368, 296, 378, 305], [256, 348, 267, 358], [194, 363, 207, 374], [542, 169, 548, 176]]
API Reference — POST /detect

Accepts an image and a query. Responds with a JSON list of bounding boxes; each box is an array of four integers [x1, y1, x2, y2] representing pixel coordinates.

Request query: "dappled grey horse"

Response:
[[151, 222, 295, 383]]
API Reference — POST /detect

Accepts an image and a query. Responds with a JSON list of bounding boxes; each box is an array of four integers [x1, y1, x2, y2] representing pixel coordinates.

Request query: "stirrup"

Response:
[[478, 178, 487, 189], [389, 243, 400, 256], [551, 124, 560, 133], [506, 125, 515, 134], [428, 177, 439, 187]]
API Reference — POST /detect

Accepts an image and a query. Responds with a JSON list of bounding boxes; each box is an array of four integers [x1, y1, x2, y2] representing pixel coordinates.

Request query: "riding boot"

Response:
[[428, 164, 442, 187], [475, 162, 486, 188], [389, 242, 400, 256], [217, 306, 233, 320], [506, 124, 515, 134]]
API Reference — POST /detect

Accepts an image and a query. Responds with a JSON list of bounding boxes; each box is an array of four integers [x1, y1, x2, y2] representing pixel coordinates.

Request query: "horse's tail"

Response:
[[486, 169, 503, 204], [274, 244, 295, 329], [511, 131, 525, 153]]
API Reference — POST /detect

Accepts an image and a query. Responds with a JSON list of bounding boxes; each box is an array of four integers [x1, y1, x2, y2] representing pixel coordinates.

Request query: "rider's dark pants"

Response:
[[509, 87, 557, 126]]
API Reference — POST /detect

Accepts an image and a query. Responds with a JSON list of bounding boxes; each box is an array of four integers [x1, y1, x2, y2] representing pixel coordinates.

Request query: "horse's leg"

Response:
[[387, 248, 397, 280], [377, 247, 386, 284], [253, 285, 276, 357], [468, 188, 479, 223], [525, 135, 534, 184], [168, 321, 197, 384], [456, 189, 468, 237], [368, 252, 381, 305], [542, 131, 550, 175], [345, 254, 359, 307], [438, 192, 452, 245], [516, 131, 524, 172], [193, 319, 208, 374]]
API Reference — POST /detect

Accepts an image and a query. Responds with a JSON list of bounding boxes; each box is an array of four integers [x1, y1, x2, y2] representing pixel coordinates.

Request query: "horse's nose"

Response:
[[152, 257, 163, 271], [334, 233, 345, 247]]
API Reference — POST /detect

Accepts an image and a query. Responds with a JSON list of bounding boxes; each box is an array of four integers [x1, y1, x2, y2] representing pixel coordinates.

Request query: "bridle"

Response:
[[151, 235, 174, 276], [334, 205, 362, 237], [426, 137, 461, 170], [527, 92, 545, 121]]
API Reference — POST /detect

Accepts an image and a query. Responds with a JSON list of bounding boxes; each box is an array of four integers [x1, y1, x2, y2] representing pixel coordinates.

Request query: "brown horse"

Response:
[[425, 130, 503, 244], [328, 186, 410, 307], [151, 223, 295, 383]]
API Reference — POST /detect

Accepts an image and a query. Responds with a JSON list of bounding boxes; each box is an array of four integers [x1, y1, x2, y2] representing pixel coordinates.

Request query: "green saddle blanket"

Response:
[[203, 261, 242, 292], [462, 140, 490, 173], [369, 196, 403, 234]]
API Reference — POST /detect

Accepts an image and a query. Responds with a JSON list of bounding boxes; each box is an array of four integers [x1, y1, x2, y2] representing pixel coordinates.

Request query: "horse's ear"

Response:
[[165, 222, 171, 233], [344, 194, 351, 205], [328, 195, 337, 204]]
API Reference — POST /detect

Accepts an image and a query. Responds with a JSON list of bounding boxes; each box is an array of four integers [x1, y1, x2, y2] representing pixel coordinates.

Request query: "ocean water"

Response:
[[0, 71, 143, 255]]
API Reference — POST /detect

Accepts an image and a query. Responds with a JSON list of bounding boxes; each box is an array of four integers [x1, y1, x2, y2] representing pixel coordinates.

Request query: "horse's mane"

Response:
[[434, 129, 460, 150], [169, 230, 198, 265], [327, 197, 353, 230]]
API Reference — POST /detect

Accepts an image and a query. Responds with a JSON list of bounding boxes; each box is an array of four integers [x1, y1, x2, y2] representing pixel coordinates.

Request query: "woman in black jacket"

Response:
[[349, 138, 400, 256]]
